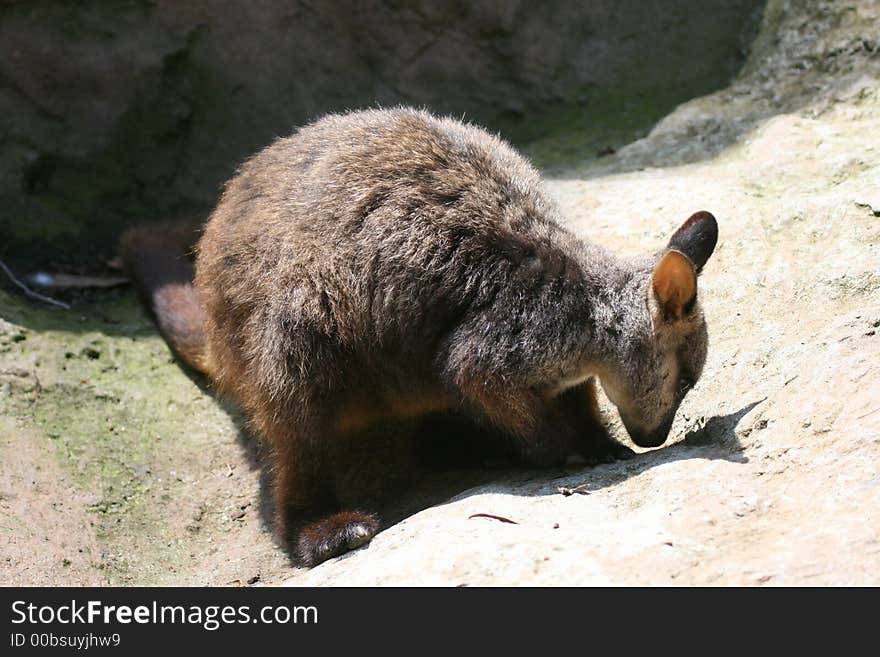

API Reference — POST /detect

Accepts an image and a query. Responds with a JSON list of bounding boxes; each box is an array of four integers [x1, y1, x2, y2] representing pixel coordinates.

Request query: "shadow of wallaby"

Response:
[[490, 399, 766, 499], [678, 399, 765, 449], [327, 399, 766, 537]]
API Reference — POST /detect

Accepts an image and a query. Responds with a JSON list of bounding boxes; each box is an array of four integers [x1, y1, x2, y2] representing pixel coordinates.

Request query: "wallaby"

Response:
[[121, 107, 717, 567]]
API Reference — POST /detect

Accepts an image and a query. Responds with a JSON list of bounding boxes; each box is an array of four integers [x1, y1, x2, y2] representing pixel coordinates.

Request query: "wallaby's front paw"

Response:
[[580, 438, 636, 465], [519, 418, 573, 468], [295, 511, 380, 567], [606, 442, 636, 462], [520, 437, 569, 468]]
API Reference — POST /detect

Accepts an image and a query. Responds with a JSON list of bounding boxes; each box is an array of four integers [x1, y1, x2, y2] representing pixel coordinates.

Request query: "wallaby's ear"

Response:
[[652, 250, 697, 321], [667, 211, 718, 274]]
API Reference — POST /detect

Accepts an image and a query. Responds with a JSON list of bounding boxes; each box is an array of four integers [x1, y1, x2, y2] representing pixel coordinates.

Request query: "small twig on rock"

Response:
[[468, 513, 518, 524], [855, 201, 880, 217], [31, 368, 42, 396], [857, 407, 880, 421], [0, 259, 70, 310], [558, 483, 590, 496]]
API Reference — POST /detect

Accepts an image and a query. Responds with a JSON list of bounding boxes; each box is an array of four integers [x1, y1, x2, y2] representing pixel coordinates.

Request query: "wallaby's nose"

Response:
[[630, 431, 667, 448], [628, 417, 674, 448]]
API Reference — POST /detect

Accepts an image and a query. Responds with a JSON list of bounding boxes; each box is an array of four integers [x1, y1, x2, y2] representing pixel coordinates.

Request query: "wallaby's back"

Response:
[[196, 107, 590, 415]]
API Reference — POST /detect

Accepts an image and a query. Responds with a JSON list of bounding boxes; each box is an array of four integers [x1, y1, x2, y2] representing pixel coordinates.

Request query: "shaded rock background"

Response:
[[2, 0, 880, 586], [0, 0, 762, 268]]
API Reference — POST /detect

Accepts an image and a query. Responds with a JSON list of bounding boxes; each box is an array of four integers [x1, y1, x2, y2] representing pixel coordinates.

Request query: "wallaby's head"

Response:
[[600, 211, 718, 448]]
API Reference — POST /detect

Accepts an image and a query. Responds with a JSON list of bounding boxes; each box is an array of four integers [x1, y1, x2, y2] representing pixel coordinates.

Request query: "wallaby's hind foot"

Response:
[[270, 420, 381, 567], [293, 511, 380, 567]]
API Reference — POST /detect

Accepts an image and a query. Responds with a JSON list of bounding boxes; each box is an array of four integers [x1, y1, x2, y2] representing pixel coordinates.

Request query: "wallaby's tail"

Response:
[[119, 221, 212, 376]]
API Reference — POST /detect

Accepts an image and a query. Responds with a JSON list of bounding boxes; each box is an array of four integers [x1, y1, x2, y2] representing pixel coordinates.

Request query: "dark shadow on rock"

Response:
[[226, 412, 279, 539], [549, 399, 763, 495], [347, 400, 765, 535], [679, 398, 765, 449], [167, 350, 280, 538], [0, 0, 766, 272]]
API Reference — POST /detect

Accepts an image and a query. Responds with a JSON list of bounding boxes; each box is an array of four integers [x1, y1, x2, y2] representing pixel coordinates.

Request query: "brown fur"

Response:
[[119, 221, 210, 375], [121, 107, 717, 566]]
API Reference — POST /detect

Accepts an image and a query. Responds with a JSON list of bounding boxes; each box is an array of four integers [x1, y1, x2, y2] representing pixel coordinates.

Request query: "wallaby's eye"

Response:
[[679, 376, 695, 394]]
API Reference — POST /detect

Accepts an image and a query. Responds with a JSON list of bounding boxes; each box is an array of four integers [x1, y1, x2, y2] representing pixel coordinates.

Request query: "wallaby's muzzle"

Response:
[[626, 415, 675, 448]]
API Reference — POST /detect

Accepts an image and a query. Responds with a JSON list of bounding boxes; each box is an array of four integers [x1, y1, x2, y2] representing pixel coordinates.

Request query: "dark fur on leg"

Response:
[[452, 379, 571, 468], [264, 415, 381, 567]]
